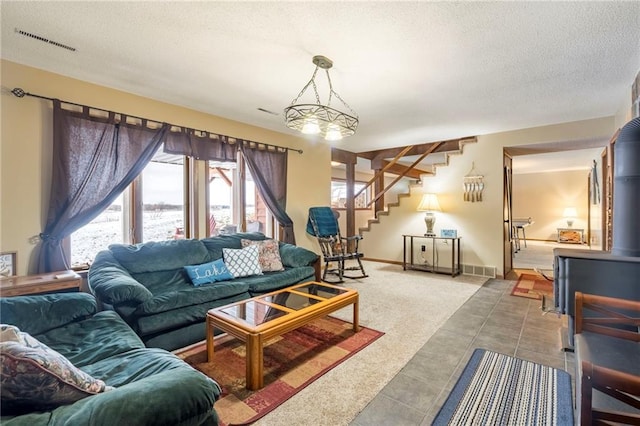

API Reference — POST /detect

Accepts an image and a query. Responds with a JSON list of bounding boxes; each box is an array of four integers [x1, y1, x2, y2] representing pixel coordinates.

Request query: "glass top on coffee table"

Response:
[[218, 282, 349, 327]]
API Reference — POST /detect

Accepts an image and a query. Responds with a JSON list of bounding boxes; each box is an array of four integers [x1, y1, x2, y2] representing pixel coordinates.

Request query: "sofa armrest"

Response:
[[0, 293, 97, 336], [312, 257, 321, 282], [575, 292, 640, 341], [88, 251, 153, 306], [278, 242, 320, 268], [4, 369, 221, 426]]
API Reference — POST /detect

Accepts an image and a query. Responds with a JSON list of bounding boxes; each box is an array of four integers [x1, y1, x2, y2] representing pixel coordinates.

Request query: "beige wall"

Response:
[[0, 60, 331, 275], [512, 170, 590, 241], [360, 117, 617, 276]]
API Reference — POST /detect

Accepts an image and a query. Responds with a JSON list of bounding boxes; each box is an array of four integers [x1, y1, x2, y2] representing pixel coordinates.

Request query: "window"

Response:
[[70, 148, 187, 267], [70, 193, 125, 268], [245, 167, 268, 234], [70, 148, 274, 268], [331, 179, 371, 210], [207, 159, 273, 237], [140, 156, 185, 241], [208, 161, 235, 236]]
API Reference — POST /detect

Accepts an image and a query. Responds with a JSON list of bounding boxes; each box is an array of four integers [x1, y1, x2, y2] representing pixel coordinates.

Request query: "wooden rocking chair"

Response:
[[306, 207, 368, 283]]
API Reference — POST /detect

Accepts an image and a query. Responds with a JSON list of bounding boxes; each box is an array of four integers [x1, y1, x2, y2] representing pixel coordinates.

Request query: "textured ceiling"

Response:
[[2, 1, 639, 155]]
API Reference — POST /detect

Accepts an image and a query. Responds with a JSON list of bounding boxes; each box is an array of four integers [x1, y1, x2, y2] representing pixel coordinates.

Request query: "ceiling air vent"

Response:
[[257, 107, 279, 116], [15, 28, 76, 52]]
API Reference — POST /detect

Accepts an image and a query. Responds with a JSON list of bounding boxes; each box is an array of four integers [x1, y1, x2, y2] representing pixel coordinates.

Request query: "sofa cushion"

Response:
[[60, 354, 221, 426], [35, 311, 146, 368], [0, 293, 98, 336], [201, 232, 267, 261], [128, 269, 191, 295], [4, 350, 222, 426], [244, 266, 317, 294], [223, 245, 263, 278], [133, 292, 250, 339], [241, 238, 284, 272], [184, 259, 234, 286], [133, 280, 251, 316], [0, 325, 113, 413], [109, 239, 209, 274], [278, 242, 319, 267]]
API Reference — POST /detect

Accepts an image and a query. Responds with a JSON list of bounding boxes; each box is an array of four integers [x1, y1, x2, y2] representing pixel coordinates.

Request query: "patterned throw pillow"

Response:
[[241, 239, 285, 272], [184, 258, 234, 286], [0, 324, 114, 412], [223, 245, 263, 278]]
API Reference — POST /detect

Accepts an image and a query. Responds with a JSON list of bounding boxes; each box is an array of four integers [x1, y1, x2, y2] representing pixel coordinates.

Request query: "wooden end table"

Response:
[[206, 281, 359, 390], [0, 270, 82, 297]]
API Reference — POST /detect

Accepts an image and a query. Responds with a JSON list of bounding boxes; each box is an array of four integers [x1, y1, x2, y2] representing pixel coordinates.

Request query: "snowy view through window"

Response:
[[70, 161, 251, 267]]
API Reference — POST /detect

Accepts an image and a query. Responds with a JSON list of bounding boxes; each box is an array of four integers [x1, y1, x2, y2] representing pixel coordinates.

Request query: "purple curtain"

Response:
[[164, 128, 237, 162], [38, 101, 169, 272], [240, 143, 296, 244]]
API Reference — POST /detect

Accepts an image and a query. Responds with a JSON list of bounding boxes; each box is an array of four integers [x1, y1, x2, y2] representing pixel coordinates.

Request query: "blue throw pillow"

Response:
[[184, 259, 234, 286]]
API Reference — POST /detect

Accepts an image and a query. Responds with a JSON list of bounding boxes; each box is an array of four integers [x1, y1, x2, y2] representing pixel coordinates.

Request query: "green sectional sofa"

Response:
[[88, 232, 320, 351], [0, 292, 221, 425]]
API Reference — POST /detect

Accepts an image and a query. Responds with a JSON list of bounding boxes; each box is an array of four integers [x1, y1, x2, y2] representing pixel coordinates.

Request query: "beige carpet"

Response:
[[253, 261, 486, 426]]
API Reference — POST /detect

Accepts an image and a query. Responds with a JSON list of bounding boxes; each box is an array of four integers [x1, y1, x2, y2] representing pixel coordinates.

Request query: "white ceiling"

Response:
[[2, 1, 639, 156]]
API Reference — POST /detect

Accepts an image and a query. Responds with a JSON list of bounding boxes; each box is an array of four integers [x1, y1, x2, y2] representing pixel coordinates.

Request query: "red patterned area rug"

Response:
[[176, 316, 383, 426], [510, 269, 553, 300]]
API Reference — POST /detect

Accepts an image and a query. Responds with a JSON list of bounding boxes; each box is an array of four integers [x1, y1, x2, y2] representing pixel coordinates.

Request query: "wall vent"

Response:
[[462, 264, 496, 278], [257, 107, 279, 116], [15, 28, 76, 52]]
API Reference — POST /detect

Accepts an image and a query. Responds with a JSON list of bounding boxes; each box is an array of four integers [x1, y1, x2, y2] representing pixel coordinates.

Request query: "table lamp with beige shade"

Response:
[[563, 207, 577, 227], [417, 193, 441, 237]]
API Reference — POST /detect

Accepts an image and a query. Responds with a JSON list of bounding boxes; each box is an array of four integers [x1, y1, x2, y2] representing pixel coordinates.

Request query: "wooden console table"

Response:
[[0, 271, 82, 297], [402, 235, 462, 277]]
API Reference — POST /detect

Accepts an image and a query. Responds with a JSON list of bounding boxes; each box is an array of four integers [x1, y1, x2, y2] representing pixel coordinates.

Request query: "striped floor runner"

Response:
[[433, 349, 574, 425]]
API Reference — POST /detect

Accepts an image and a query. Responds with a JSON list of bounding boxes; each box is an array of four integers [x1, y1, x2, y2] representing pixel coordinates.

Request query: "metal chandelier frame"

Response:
[[284, 55, 358, 141]]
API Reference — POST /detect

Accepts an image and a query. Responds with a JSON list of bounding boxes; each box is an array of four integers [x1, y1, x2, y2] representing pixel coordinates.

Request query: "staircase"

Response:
[[357, 136, 476, 235]]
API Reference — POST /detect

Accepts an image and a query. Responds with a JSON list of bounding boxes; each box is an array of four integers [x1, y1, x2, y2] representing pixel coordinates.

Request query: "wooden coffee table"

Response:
[[206, 281, 359, 390]]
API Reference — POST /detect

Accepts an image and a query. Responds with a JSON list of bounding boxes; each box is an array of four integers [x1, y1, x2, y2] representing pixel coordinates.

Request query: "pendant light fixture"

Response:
[[284, 55, 358, 141]]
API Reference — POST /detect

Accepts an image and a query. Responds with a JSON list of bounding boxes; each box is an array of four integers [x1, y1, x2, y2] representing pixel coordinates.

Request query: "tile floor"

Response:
[[351, 277, 575, 426]]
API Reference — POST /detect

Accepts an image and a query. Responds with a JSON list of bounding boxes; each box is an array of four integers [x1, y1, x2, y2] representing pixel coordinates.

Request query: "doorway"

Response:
[[503, 141, 606, 278]]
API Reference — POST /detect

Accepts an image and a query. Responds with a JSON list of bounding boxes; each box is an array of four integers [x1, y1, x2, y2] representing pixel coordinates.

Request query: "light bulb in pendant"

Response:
[[301, 116, 320, 134], [325, 123, 343, 141]]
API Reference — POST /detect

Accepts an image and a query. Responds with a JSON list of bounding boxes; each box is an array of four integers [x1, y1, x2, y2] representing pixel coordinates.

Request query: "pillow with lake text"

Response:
[[223, 245, 263, 278], [184, 259, 234, 286]]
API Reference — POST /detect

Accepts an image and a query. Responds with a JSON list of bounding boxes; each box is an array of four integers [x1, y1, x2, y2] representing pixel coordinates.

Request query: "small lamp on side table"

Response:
[[417, 193, 442, 237], [563, 207, 577, 227]]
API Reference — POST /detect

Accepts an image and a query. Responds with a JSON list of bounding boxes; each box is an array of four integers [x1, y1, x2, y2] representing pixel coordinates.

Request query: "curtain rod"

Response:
[[10, 87, 303, 154]]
